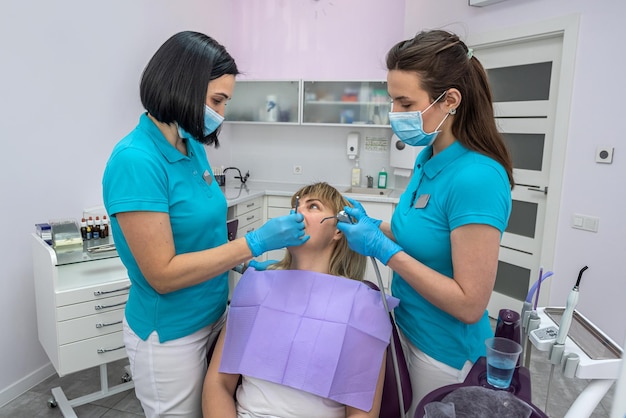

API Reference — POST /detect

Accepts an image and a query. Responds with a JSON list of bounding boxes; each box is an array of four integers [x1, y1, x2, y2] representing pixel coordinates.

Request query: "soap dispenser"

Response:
[[377, 168, 388, 189], [351, 159, 361, 187]]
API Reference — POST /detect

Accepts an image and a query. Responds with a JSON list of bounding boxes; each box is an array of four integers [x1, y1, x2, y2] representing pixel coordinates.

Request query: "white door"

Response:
[[471, 34, 564, 316]]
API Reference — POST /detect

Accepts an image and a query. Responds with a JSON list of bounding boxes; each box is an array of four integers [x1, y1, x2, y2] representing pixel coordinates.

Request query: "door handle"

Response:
[[527, 186, 548, 195]]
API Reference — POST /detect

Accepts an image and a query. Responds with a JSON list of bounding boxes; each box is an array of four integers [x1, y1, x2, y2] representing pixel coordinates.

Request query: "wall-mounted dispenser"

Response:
[[347, 132, 359, 160], [389, 133, 421, 177]]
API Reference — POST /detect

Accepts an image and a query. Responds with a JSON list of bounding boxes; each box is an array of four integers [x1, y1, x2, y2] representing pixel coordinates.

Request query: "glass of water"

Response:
[[485, 337, 523, 389]]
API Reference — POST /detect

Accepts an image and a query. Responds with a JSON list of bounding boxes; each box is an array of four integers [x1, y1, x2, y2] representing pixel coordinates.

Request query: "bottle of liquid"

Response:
[[351, 159, 361, 187], [377, 167, 387, 189], [266, 95, 278, 122], [86, 217, 94, 240], [80, 218, 87, 240], [93, 216, 101, 239], [101, 215, 109, 238]]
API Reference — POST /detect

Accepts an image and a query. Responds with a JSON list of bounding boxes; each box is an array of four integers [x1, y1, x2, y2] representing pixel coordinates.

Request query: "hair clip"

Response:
[[467, 48, 474, 59]]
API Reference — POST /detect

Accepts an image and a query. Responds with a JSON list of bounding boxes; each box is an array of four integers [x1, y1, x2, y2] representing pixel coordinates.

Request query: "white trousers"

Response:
[[399, 329, 473, 418], [123, 312, 226, 418]]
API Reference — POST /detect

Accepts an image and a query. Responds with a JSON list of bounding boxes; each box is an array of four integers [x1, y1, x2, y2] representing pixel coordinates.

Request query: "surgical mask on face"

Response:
[[389, 91, 450, 147], [177, 104, 224, 140]]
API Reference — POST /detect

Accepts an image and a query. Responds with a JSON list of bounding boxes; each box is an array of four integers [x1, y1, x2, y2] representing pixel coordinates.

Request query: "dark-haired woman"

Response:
[[337, 29, 513, 415], [102, 31, 308, 417]]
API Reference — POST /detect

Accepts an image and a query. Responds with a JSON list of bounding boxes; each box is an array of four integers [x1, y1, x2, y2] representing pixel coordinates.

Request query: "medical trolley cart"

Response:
[[31, 233, 133, 417]]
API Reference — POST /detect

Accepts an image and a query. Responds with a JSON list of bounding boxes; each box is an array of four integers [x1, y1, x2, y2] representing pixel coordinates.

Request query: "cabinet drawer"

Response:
[[58, 331, 127, 376], [58, 308, 124, 344], [237, 219, 263, 237], [233, 197, 263, 216], [56, 257, 127, 295], [267, 207, 291, 219], [236, 207, 262, 229], [56, 277, 130, 307], [267, 195, 292, 207], [57, 294, 128, 321]]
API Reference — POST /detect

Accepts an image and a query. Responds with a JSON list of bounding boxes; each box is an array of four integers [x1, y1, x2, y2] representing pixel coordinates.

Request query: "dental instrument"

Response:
[[294, 195, 299, 214], [545, 266, 587, 413], [323, 210, 407, 416], [521, 268, 554, 367]]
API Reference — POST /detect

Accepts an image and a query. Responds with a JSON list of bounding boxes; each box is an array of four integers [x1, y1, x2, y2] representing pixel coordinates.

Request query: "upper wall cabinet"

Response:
[[302, 81, 389, 127], [224, 80, 390, 127], [225, 80, 300, 125]]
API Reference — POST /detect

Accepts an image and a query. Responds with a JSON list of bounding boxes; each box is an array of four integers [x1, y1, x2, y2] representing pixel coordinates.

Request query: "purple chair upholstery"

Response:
[[363, 280, 413, 418]]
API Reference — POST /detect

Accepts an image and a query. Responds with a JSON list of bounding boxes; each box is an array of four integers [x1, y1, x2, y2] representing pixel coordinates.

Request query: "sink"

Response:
[[343, 187, 393, 196]]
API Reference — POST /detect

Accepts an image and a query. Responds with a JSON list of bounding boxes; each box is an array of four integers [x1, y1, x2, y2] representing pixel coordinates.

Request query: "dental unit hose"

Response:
[[324, 211, 406, 417]]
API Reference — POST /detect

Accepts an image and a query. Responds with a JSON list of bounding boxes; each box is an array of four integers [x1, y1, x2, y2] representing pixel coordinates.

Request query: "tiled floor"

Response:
[[0, 347, 617, 417]]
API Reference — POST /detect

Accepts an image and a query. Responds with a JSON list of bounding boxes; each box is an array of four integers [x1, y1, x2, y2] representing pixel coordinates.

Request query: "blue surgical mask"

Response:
[[389, 91, 449, 147], [177, 104, 224, 140]]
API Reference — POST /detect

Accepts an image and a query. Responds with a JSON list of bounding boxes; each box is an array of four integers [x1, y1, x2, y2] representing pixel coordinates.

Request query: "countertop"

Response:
[[221, 181, 402, 206]]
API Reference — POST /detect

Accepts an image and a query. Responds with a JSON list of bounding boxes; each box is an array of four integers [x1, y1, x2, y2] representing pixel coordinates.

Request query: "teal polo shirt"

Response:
[[391, 140, 511, 370], [103, 113, 228, 343]]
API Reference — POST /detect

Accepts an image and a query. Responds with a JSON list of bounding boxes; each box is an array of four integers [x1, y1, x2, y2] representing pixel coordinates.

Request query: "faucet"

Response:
[[223, 167, 250, 185]]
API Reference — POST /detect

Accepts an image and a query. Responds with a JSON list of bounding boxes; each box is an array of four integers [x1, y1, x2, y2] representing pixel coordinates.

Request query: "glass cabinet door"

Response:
[[225, 80, 300, 124], [302, 81, 389, 126]]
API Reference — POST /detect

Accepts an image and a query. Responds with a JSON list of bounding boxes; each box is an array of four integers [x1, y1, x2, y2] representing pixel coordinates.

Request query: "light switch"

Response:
[[571, 213, 599, 232]]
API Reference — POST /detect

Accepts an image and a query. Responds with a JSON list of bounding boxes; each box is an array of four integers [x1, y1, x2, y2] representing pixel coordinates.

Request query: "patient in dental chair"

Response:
[[202, 182, 396, 418]]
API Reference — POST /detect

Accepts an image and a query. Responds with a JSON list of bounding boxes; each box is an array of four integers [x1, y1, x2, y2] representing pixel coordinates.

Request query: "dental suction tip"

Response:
[[575, 265, 588, 287]]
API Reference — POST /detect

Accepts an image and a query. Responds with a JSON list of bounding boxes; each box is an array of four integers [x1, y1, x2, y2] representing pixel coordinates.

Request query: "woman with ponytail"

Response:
[[336, 30, 514, 416]]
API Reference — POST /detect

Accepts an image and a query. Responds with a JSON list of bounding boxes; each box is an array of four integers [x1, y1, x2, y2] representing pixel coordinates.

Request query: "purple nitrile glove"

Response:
[[336, 205, 401, 265]]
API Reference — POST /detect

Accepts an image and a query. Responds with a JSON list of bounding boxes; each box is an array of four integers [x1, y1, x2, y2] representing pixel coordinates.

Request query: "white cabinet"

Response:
[[264, 195, 293, 262], [32, 233, 134, 415], [225, 80, 300, 124], [357, 201, 394, 293], [227, 197, 265, 293], [224, 80, 390, 127], [302, 81, 390, 126]]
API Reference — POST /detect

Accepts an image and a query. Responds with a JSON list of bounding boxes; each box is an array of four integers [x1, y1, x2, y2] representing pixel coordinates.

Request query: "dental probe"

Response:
[[294, 195, 299, 214], [545, 265, 587, 413]]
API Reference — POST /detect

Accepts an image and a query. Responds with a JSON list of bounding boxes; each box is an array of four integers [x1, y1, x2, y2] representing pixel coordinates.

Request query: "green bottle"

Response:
[[377, 168, 387, 189]]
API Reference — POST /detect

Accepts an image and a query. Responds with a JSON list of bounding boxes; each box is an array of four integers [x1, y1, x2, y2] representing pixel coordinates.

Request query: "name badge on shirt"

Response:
[[203, 169, 213, 186], [414, 194, 430, 209]]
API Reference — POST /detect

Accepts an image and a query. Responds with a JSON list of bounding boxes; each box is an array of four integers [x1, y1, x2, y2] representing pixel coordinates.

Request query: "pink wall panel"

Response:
[[228, 0, 406, 80]]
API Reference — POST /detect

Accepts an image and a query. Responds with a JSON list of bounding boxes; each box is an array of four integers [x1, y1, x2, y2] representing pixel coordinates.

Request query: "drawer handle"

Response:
[[97, 345, 125, 354], [246, 227, 256, 233], [246, 215, 256, 221], [96, 320, 123, 328], [95, 301, 127, 310], [246, 202, 255, 208], [94, 285, 130, 296]]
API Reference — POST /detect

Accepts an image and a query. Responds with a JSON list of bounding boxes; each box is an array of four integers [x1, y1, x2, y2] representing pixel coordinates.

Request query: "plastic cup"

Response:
[[485, 337, 522, 389]]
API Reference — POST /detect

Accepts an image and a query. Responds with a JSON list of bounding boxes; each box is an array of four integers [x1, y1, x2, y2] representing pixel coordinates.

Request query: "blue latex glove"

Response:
[[248, 259, 278, 271], [336, 205, 402, 265], [344, 196, 382, 228], [245, 211, 309, 257]]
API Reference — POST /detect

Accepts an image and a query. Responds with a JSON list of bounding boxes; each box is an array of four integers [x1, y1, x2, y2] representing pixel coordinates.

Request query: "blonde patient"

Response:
[[202, 182, 387, 418]]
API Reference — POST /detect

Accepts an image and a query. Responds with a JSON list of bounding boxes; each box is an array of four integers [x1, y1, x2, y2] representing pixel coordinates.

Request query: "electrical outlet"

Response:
[[293, 165, 302, 175]]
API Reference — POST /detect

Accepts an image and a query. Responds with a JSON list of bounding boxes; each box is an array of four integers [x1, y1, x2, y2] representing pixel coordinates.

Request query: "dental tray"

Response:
[[543, 307, 622, 361], [539, 307, 623, 379]]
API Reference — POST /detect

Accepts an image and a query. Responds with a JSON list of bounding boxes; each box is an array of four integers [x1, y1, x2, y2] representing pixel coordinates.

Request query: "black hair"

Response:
[[140, 31, 239, 147]]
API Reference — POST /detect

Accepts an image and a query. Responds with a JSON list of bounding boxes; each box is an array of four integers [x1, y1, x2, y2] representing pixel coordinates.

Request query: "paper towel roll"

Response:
[[393, 168, 412, 177]]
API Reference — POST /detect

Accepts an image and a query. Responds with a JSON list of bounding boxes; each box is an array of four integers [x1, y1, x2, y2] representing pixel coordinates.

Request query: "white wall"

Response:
[[0, 0, 232, 405]]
